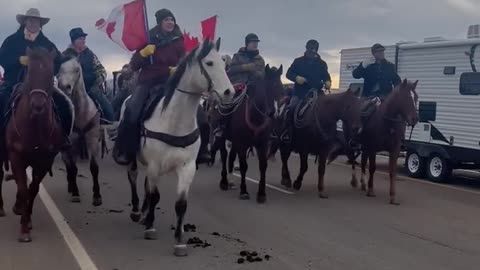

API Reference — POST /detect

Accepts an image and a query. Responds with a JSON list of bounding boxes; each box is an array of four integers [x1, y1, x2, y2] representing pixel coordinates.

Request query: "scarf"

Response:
[[24, 28, 40, 42]]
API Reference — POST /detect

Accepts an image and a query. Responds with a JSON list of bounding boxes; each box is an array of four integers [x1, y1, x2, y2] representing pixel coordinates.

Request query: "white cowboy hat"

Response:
[[16, 8, 50, 26]]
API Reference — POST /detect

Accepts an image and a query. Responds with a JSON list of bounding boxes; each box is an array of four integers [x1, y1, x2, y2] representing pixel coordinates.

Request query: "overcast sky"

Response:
[[1, 0, 479, 87]]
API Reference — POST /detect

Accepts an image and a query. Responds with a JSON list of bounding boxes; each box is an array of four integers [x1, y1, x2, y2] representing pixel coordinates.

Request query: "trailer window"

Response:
[[460, 72, 480, 95]]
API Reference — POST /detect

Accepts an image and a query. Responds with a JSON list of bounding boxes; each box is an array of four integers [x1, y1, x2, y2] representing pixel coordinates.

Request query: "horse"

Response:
[[328, 79, 419, 205], [120, 38, 234, 256], [2, 47, 72, 242], [274, 87, 363, 198], [217, 65, 284, 203], [56, 49, 104, 206]]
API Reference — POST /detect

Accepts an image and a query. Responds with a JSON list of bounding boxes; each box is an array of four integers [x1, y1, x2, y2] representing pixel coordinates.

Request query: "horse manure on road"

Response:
[[187, 237, 211, 248], [183, 223, 197, 232], [237, 250, 271, 264]]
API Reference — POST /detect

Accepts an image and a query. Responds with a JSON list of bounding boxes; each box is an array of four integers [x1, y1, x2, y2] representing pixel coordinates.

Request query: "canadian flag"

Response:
[[183, 15, 217, 52], [95, 0, 148, 51]]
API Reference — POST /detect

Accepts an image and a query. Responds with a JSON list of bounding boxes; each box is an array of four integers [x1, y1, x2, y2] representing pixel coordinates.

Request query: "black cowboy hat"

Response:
[[69, 27, 88, 42]]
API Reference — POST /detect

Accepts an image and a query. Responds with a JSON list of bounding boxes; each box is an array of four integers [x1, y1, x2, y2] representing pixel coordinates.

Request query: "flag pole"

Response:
[[142, 0, 153, 64]]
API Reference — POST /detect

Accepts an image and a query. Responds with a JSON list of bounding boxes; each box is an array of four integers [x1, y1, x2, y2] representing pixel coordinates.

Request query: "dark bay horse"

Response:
[[218, 65, 284, 203], [3, 47, 66, 242], [275, 87, 363, 198], [329, 79, 419, 205]]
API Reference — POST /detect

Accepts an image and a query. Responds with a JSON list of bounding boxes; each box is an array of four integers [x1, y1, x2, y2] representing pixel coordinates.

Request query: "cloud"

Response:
[[0, 0, 477, 88]]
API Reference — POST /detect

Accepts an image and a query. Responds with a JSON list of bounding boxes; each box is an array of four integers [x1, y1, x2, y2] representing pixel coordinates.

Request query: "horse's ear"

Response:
[[278, 64, 283, 75], [354, 87, 361, 96], [215, 38, 221, 51], [413, 80, 419, 88]]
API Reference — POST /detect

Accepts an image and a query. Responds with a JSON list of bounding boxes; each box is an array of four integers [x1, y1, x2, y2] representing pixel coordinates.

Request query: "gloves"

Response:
[[169, 66, 177, 75], [242, 63, 256, 71], [19, 56, 29, 66], [295, 76, 306, 85], [362, 57, 375, 67], [140, 44, 156, 58], [324, 80, 332, 90]]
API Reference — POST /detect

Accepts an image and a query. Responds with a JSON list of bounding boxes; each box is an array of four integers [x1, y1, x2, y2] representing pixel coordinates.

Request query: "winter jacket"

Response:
[[227, 47, 265, 85], [0, 26, 62, 86], [286, 53, 331, 99], [352, 59, 401, 98], [130, 25, 185, 86], [64, 46, 106, 91]]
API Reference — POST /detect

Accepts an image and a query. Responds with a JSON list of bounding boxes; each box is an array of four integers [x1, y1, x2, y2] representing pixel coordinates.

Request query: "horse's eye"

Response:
[[206, 61, 214, 66]]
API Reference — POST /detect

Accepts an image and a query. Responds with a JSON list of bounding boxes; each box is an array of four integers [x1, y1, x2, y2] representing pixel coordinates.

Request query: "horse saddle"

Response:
[[295, 90, 322, 119], [360, 97, 382, 123], [233, 83, 246, 93]]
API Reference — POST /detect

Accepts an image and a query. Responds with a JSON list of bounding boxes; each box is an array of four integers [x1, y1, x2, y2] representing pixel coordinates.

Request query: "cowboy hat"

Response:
[[16, 8, 50, 26]]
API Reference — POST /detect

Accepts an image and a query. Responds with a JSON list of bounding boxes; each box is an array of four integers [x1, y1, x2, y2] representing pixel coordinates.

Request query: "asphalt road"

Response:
[[1, 149, 480, 270]]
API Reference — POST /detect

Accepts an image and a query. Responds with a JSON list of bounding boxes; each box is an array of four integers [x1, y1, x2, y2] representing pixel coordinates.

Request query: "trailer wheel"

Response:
[[426, 154, 452, 183], [405, 151, 426, 178]]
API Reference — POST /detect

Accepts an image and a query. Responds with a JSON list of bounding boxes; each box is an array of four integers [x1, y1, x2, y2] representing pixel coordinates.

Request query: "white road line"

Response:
[[232, 173, 295, 195], [28, 168, 99, 270]]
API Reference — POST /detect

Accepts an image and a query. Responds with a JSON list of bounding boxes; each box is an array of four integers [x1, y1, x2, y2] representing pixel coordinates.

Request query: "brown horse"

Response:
[[329, 79, 419, 205], [3, 47, 66, 242], [218, 65, 284, 203], [275, 87, 363, 198]]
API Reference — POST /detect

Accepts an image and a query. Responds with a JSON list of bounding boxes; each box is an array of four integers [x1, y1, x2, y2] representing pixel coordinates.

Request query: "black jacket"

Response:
[[0, 27, 61, 86], [352, 59, 401, 98], [286, 54, 331, 98]]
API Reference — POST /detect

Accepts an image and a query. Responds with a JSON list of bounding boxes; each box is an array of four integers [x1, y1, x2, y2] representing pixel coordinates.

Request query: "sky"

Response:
[[0, 0, 479, 88]]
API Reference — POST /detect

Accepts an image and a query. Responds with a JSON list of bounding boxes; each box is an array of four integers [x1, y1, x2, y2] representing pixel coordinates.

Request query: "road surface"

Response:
[[1, 151, 480, 270]]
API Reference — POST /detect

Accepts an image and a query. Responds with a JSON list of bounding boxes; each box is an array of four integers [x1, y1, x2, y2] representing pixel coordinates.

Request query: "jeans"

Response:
[[87, 85, 114, 122]]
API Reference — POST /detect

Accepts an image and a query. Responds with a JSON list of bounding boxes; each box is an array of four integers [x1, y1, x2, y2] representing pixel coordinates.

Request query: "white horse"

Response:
[[56, 49, 104, 206], [119, 38, 234, 256]]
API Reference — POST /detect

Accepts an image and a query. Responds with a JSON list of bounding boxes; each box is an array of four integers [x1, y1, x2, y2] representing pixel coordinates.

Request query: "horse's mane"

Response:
[[60, 48, 79, 65], [162, 40, 215, 111]]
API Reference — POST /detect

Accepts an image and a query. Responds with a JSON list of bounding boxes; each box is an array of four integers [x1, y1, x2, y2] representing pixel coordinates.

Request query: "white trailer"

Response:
[[339, 25, 480, 182]]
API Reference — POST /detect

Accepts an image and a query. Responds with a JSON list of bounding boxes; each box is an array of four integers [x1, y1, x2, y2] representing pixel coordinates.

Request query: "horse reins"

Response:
[[175, 58, 213, 97]]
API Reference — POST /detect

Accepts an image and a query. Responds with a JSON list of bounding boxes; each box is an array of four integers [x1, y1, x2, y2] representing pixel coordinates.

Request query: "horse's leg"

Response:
[[389, 148, 401, 205], [127, 161, 141, 222], [280, 145, 292, 188], [143, 178, 160, 241], [238, 147, 250, 200], [139, 176, 150, 225], [25, 165, 50, 234], [0, 166, 4, 217], [367, 152, 377, 197], [10, 154, 29, 241], [360, 152, 368, 191], [317, 151, 329, 199], [293, 152, 309, 191], [61, 151, 80, 203], [256, 143, 268, 204], [228, 146, 236, 173], [350, 152, 358, 188], [90, 156, 102, 206], [173, 161, 196, 257], [219, 140, 229, 191]]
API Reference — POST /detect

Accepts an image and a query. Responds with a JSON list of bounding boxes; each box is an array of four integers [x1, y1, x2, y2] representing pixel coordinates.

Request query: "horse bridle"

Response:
[[175, 59, 214, 97]]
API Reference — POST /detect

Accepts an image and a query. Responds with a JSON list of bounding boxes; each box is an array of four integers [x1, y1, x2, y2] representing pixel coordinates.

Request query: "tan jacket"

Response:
[[227, 47, 265, 84]]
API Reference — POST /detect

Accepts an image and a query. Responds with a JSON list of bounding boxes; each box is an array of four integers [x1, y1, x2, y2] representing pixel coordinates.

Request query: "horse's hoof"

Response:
[[350, 180, 358, 188], [13, 205, 23, 216], [18, 233, 32, 243], [239, 193, 250, 200], [281, 178, 292, 188], [361, 184, 367, 191], [92, 197, 102, 207], [70, 196, 81, 203], [27, 221, 33, 230], [130, 212, 142, 223], [318, 192, 329, 199], [390, 199, 400, 206], [256, 194, 266, 204], [366, 190, 376, 197], [174, 244, 188, 257], [0, 208, 5, 217], [144, 228, 157, 240], [293, 181, 302, 191], [219, 181, 229, 191]]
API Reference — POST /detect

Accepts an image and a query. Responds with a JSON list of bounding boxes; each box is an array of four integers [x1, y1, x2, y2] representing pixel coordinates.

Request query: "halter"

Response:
[[175, 58, 214, 96]]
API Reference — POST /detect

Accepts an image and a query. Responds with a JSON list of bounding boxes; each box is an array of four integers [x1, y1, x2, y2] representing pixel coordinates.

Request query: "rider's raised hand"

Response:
[[140, 44, 156, 58]]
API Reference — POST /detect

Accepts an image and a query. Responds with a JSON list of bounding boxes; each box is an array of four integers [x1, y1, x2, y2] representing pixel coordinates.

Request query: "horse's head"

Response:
[[162, 38, 234, 109], [264, 64, 284, 117], [57, 48, 82, 96], [338, 87, 363, 135], [392, 79, 419, 126], [24, 47, 56, 115]]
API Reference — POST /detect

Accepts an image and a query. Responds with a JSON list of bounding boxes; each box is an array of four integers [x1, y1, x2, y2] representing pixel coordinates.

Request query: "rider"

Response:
[[213, 33, 266, 140], [0, 8, 71, 147], [352, 43, 401, 111], [67, 27, 114, 123], [112, 8, 185, 165], [277, 39, 331, 144]]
